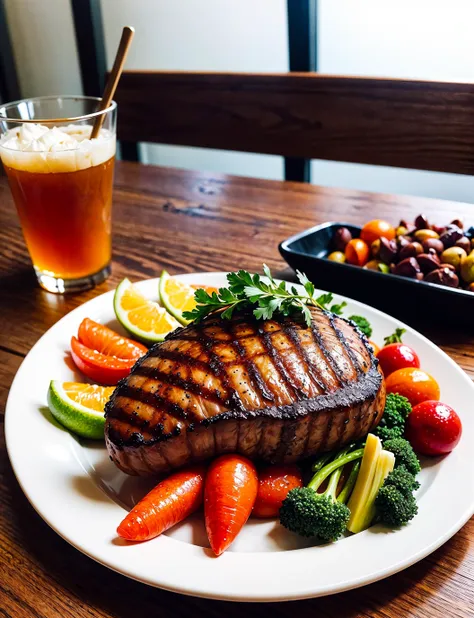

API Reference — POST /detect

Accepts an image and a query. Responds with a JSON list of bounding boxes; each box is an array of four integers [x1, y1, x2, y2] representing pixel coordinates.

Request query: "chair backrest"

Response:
[[113, 71, 474, 176]]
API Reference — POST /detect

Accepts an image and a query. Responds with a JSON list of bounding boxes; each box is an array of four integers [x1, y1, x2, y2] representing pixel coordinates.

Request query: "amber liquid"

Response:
[[4, 157, 115, 279]]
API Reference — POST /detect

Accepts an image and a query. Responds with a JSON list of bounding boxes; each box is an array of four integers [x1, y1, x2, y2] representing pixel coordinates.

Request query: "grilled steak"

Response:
[[105, 307, 385, 476]]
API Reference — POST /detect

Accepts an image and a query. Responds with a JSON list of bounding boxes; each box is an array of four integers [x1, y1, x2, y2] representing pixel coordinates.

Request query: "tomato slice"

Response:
[[78, 318, 147, 360], [71, 337, 140, 385]]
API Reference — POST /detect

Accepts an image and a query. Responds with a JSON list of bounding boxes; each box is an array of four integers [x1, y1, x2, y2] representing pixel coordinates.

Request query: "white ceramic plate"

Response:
[[5, 273, 474, 602]]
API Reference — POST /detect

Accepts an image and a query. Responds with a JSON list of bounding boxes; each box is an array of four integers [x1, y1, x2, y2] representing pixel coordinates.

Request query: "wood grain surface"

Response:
[[0, 162, 473, 618], [114, 71, 474, 174]]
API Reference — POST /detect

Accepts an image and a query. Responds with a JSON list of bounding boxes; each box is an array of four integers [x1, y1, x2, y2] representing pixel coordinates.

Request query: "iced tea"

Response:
[[0, 96, 117, 293]]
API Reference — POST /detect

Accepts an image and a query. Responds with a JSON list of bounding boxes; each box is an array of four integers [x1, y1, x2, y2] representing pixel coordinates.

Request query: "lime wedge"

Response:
[[113, 278, 180, 344], [47, 380, 114, 439]]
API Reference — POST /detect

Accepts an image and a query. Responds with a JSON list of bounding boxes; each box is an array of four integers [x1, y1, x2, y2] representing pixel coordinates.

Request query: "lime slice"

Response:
[[114, 278, 180, 343], [158, 270, 197, 325], [47, 380, 114, 439]]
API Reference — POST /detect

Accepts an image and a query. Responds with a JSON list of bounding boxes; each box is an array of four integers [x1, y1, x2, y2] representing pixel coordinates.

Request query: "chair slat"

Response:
[[114, 71, 474, 175]]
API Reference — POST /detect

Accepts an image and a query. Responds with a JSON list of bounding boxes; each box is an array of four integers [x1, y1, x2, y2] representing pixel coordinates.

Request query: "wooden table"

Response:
[[1, 162, 473, 618]]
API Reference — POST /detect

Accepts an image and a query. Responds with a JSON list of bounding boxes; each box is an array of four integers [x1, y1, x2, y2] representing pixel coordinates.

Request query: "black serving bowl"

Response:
[[279, 222, 474, 329]]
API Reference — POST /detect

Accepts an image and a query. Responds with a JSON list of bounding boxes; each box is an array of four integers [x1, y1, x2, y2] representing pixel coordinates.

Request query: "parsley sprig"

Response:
[[182, 265, 346, 326], [384, 328, 406, 345]]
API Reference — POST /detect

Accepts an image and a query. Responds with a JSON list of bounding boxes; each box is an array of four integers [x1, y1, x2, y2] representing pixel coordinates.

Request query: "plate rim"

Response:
[[5, 272, 474, 602]]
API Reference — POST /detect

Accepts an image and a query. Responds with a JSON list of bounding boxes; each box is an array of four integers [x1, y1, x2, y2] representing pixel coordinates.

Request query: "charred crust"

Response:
[[105, 306, 383, 449], [108, 365, 382, 447]]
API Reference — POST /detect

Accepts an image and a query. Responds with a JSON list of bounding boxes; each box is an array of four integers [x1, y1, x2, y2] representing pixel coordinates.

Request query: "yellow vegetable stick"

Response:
[[347, 433, 382, 533], [352, 449, 395, 534]]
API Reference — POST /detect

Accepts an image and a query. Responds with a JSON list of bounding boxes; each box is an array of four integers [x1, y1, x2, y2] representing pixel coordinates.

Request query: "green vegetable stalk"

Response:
[[280, 446, 363, 542]]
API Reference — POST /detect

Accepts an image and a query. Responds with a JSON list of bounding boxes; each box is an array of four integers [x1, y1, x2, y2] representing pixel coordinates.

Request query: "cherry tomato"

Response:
[[345, 238, 370, 266], [385, 367, 440, 406], [406, 400, 462, 456], [360, 219, 396, 245], [377, 343, 420, 377], [70, 319, 147, 385], [78, 318, 147, 360], [252, 465, 303, 518], [368, 340, 380, 355]]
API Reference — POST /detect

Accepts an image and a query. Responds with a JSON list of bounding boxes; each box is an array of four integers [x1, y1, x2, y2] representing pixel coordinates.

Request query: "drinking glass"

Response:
[[0, 96, 117, 293]]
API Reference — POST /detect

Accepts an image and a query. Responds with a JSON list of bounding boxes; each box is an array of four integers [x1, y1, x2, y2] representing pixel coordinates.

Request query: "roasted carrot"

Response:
[[252, 465, 303, 518], [117, 465, 206, 541], [204, 454, 258, 556]]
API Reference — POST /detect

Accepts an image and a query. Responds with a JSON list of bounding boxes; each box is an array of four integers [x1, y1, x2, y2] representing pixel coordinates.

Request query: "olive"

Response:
[[371, 239, 381, 258], [396, 225, 409, 237], [399, 242, 423, 261], [455, 237, 471, 253], [440, 225, 463, 248], [432, 224, 446, 236], [414, 229, 439, 243], [393, 257, 421, 278], [441, 263, 457, 272], [379, 237, 398, 263], [364, 259, 383, 270], [328, 251, 346, 263], [451, 218, 464, 229], [424, 267, 459, 288], [415, 214, 429, 229], [460, 254, 474, 284], [422, 238, 444, 254], [399, 219, 409, 229], [417, 253, 440, 274], [397, 235, 411, 249], [333, 227, 352, 252], [441, 246, 467, 270]]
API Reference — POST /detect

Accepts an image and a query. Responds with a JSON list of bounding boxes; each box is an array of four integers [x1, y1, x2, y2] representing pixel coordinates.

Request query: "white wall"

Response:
[[314, 0, 474, 202], [5, 0, 82, 98], [3, 0, 474, 200], [100, 0, 288, 179]]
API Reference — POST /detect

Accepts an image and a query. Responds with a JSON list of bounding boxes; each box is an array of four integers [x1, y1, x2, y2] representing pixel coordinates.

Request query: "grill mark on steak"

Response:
[[224, 319, 275, 404], [133, 364, 225, 407], [283, 324, 326, 393], [330, 314, 363, 378], [230, 340, 275, 403], [310, 317, 345, 386], [105, 306, 384, 472], [148, 349, 211, 373], [202, 333, 244, 411], [259, 329, 302, 400], [120, 384, 188, 425]]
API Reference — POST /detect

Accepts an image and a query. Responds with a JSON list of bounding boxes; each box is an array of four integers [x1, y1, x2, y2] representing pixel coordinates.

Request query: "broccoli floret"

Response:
[[375, 484, 418, 526], [374, 441, 420, 527], [383, 438, 421, 475], [384, 465, 420, 494], [348, 315, 372, 338], [382, 393, 412, 426], [373, 425, 404, 443], [374, 393, 412, 443], [279, 446, 363, 541], [280, 487, 350, 541]]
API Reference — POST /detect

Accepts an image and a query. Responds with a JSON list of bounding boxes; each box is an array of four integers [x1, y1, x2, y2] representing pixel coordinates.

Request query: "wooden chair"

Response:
[[113, 71, 474, 176]]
